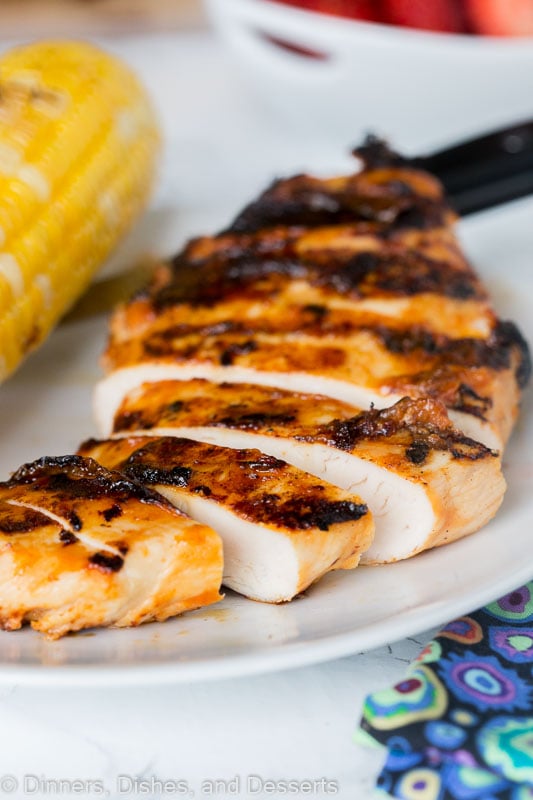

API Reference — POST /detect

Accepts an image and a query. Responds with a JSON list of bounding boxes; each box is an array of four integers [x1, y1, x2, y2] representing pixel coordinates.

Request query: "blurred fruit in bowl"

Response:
[[468, 0, 533, 36], [206, 0, 533, 151], [274, 0, 380, 22], [272, 0, 533, 35], [382, 0, 468, 33]]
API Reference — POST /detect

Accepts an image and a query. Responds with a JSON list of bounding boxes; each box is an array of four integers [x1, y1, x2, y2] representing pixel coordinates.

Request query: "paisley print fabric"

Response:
[[358, 583, 533, 799]]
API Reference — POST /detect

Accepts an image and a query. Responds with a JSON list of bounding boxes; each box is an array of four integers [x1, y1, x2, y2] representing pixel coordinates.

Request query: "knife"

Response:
[[412, 119, 533, 216]]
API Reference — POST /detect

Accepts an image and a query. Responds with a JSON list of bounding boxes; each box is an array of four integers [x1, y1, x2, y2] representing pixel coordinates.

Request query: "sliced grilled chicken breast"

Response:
[[109, 222, 494, 345], [227, 136, 448, 234], [79, 436, 374, 602], [98, 143, 530, 450], [0, 456, 222, 638], [109, 380, 506, 565], [97, 320, 525, 450]]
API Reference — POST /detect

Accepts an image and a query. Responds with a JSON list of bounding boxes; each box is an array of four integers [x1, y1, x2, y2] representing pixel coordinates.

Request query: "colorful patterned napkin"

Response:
[[357, 582, 533, 799]]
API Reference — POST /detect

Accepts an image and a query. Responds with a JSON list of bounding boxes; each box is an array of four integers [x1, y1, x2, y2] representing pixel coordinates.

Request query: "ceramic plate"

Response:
[[0, 199, 531, 686]]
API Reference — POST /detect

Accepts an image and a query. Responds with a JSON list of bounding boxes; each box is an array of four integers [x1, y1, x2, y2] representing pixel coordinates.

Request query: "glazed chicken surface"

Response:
[[93, 139, 528, 576], [79, 436, 374, 601], [0, 456, 223, 638], [98, 141, 530, 452], [110, 381, 505, 564]]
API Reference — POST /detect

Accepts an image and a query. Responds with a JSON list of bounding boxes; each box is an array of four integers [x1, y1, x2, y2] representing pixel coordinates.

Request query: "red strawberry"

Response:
[[273, 0, 380, 22], [272, 1, 322, 10], [382, 0, 468, 32], [312, 1, 379, 20], [467, 0, 533, 35]]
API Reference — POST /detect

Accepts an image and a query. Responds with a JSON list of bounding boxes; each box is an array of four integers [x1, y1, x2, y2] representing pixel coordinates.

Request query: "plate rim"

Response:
[[2, 556, 532, 687]]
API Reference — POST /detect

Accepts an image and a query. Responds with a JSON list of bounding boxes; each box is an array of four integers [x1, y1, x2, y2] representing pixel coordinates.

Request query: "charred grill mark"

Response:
[[155, 257, 302, 310], [375, 324, 524, 374], [233, 495, 368, 531], [177, 229, 298, 271], [308, 250, 476, 299], [143, 317, 349, 340], [309, 398, 494, 461], [0, 508, 51, 534], [113, 410, 152, 431], [226, 163, 448, 234], [392, 205, 447, 233], [144, 337, 181, 358], [192, 485, 212, 496], [377, 325, 443, 355], [307, 500, 368, 531], [228, 186, 340, 233], [138, 317, 523, 383], [101, 504, 123, 522], [212, 411, 297, 430], [220, 339, 258, 366], [92, 437, 369, 534], [141, 330, 348, 370], [238, 455, 287, 472], [494, 320, 531, 389], [68, 511, 83, 531], [59, 530, 78, 546], [155, 247, 482, 311], [405, 441, 430, 465], [316, 408, 402, 451], [451, 322, 525, 372], [451, 444, 496, 461], [318, 250, 480, 300], [303, 304, 329, 318], [88, 552, 124, 574], [116, 400, 195, 432], [123, 461, 192, 488], [6, 455, 168, 507], [320, 251, 377, 294], [313, 347, 346, 368], [117, 439, 196, 488], [386, 366, 494, 420], [454, 384, 493, 419]]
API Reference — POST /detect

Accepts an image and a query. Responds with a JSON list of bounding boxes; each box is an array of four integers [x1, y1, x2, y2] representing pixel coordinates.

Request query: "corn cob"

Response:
[[0, 40, 160, 381]]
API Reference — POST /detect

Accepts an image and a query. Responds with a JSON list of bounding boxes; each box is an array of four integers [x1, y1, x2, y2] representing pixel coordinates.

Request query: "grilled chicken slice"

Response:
[[99, 143, 530, 451], [0, 456, 222, 638], [97, 318, 525, 451], [109, 380, 506, 564], [227, 136, 449, 233], [79, 436, 374, 602], [109, 224, 493, 345]]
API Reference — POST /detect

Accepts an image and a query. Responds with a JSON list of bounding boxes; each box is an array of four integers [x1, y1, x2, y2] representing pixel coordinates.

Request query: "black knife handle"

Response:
[[412, 120, 533, 216]]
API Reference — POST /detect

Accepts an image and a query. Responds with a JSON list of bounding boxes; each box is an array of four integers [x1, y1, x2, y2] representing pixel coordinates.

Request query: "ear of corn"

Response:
[[0, 40, 160, 381]]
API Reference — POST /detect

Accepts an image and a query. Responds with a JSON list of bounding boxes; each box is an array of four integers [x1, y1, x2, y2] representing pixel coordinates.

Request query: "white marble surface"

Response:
[[0, 637, 432, 800], [0, 29, 531, 800]]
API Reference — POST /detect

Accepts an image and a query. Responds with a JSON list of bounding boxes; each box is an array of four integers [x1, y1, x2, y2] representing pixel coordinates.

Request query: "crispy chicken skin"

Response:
[[99, 142, 530, 451], [109, 381, 505, 564], [0, 456, 222, 638], [79, 436, 374, 602]]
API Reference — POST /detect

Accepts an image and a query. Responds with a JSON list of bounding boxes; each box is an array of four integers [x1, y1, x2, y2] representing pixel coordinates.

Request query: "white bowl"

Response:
[[205, 0, 533, 151]]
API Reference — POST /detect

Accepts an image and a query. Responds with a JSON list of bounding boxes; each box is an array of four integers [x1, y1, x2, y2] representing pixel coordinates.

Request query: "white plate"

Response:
[[0, 195, 532, 686]]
